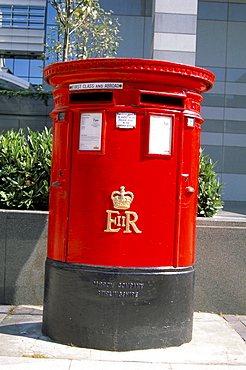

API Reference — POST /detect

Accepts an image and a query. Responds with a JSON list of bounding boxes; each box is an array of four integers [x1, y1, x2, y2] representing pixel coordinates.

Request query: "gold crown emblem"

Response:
[[111, 186, 134, 210]]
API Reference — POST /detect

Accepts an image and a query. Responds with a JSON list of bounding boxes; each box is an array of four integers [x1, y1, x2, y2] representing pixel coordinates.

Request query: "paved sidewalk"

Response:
[[0, 305, 245, 369], [223, 315, 246, 342]]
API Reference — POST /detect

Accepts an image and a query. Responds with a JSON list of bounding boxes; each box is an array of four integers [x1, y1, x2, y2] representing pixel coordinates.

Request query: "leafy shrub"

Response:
[[0, 128, 52, 210], [197, 150, 224, 217], [0, 90, 52, 106], [0, 129, 223, 216]]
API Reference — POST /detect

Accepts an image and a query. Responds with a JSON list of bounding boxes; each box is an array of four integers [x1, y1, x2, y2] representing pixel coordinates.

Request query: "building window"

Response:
[[0, 5, 45, 29], [4, 58, 44, 85]]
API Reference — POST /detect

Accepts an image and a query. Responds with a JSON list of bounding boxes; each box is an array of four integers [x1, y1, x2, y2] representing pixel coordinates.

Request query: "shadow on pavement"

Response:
[[0, 322, 50, 342]]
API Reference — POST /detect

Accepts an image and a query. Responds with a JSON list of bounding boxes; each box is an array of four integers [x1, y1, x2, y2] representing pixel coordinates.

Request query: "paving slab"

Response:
[[0, 358, 246, 370], [0, 357, 72, 370], [0, 306, 13, 323], [223, 315, 246, 342], [0, 306, 245, 369]]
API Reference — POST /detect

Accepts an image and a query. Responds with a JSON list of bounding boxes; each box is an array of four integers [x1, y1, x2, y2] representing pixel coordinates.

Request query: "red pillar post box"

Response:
[[42, 58, 214, 351]]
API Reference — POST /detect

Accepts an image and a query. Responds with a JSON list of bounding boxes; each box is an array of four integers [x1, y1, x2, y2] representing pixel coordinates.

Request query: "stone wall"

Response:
[[0, 209, 245, 315], [0, 95, 53, 132], [195, 214, 246, 315], [0, 210, 48, 305]]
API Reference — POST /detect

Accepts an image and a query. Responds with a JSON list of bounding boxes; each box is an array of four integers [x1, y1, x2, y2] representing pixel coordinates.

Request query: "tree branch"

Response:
[[49, 0, 66, 27]]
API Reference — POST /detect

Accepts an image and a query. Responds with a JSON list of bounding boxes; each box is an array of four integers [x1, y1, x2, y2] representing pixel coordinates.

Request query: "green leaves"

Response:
[[197, 150, 224, 217], [0, 90, 52, 106], [46, 0, 122, 62], [0, 130, 223, 216], [0, 128, 52, 211]]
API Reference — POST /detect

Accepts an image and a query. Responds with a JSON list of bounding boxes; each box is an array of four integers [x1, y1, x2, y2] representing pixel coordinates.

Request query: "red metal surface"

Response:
[[46, 58, 214, 268], [44, 58, 214, 94]]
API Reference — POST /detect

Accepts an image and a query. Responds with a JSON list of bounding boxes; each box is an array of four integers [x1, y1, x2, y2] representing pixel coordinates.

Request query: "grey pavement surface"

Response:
[[0, 305, 245, 369], [198, 210, 246, 223]]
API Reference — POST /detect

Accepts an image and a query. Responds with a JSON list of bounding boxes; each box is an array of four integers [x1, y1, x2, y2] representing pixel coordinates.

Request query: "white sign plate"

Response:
[[149, 115, 172, 155], [70, 82, 123, 91], [79, 113, 102, 151], [187, 117, 195, 127], [116, 112, 136, 129]]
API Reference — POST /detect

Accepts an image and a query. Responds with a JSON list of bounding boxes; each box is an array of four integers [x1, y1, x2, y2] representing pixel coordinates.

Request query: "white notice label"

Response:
[[70, 82, 123, 91], [79, 113, 102, 151], [149, 115, 172, 155], [187, 117, 195, 127], [116, 112, 136, 129]]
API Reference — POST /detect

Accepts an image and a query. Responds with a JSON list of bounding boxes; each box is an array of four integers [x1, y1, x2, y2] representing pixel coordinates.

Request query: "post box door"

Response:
[[65, 109, 185, 268], [47, 113, 72, 261], [175, 117, 201, 267]]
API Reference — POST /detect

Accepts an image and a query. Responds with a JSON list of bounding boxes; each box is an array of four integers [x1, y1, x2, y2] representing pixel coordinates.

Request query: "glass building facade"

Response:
[[0, 0, 46, 84], [0, 4, 45, 28], [196, 0, 246, 213]]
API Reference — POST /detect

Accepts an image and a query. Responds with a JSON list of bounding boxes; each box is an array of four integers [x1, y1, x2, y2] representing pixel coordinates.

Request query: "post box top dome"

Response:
[[44, 58, 214, 93]]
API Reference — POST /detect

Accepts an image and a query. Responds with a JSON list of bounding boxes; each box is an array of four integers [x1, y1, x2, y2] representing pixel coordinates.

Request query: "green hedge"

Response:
[[0, 128, 224, 216], [0, 128, 52, 210], [0, 90, 52, 106], [198, 150, 224, 217]]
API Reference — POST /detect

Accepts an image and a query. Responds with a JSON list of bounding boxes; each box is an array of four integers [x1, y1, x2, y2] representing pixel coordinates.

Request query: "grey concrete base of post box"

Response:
[[42, 259, 194, 351]]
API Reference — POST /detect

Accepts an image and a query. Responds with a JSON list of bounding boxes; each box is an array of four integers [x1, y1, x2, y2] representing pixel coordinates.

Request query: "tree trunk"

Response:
[[63, 30, 69, 61], [62, 0, 71, 61]]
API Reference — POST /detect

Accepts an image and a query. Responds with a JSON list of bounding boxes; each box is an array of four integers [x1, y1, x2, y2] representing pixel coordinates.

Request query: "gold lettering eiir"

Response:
[[104, 186, 142, 234]]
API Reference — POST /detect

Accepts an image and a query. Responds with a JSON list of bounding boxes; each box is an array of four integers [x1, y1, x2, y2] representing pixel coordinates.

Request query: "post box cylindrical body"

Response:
[[42, 59, 214, 351]]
